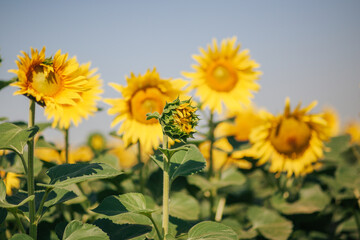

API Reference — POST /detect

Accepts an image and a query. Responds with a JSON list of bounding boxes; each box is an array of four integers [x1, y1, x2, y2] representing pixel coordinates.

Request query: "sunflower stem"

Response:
[[137, 142, 144, 194], [65, 128, 69, 164], [207, 112, 216, 220], [27, 99, 37, 239], [162, 134, 170, 238]]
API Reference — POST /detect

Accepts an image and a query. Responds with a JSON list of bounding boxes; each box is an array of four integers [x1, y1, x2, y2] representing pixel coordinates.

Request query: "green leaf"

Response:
[[187, 221, 238, 240], [36, 122, 52, 132], [37, 163, 122, 188], [169, 192, 200, 221], [247, 206, 293, 240], [187, 174, 213, 191], [187, 167, 246, 192], [0, 122, 39, 154], [323, 135, 351, 162], [92, 192, 155, 216], [0, 208, 7, 224], [0, 180, 34, 209], [93, 218, 152, 240], [62, 220, 109, 240], [270, 184, 331, 214], [0, 79, 16, 91], [35, 136, 58, 150], [10, 234, 33, 240], [153, 144, 206, 182], [91, 153, 120, 170], [222, 218, 257, 239], [335, 162, 360, 190]]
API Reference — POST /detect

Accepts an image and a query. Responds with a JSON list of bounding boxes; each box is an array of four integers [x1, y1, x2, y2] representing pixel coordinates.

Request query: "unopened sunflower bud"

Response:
[[160, 97, 199, 142]]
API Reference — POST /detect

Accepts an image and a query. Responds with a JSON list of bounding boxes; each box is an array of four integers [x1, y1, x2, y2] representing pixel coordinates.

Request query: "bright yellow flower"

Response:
[[9, 47, 102, 129], [183, 37, 261, 114], [108, 140, 139, 170], [88, 132, 106, 151], [104, 68, 187, 153], [0, 170, 20, 196], [45, 62, 103, 129], [35, 145, 93, 164], [35, 148, 61, 163], [199, 138, 233, 171], [216, 105, 263, 142], [322, 106, 340, 137], [345, 120, 360, 144], [250, 98, 330, 177]]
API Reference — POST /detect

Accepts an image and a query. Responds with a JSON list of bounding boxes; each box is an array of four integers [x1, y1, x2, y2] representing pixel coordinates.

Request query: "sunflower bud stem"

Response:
[[162, 134, 170, 238], [65, 128, 70, 164], [27, 99, 37, 239]]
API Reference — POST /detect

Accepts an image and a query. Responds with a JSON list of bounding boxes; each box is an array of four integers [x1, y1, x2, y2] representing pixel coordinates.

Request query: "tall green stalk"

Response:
[[207, 112, 216, 220], [137, 142, 144, 193], [27, 99, 37, 239], [65, 128, 69, 164], [162, 135, 170, 238]]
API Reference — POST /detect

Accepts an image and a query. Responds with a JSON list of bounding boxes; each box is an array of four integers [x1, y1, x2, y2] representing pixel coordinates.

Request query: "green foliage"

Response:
[[92, 192, 155, 216], [152, 144, 206, 182], [187, 221, 238, 240], [0, 122, 38, 154], [270, 184, 331, 214], [0, 180, 34, 209], [0, 79, 16, 91], [93, 218, 152, 240], [247, 206, 293, 240], [62, 220, 109, 240], [10, 234, 33, 240], [38, 163, 122, 188], [169, 192, 200, 220]]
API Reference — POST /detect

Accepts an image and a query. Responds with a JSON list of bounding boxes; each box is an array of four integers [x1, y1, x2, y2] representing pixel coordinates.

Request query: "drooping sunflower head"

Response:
[[183, 37, 261, 114], [250, 98, 331, 177], [104, 68, 187, 153]]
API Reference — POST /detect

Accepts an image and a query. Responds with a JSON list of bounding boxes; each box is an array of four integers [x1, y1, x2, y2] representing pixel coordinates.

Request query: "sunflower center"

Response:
[[31, 65, 62, 96], [270, 117, 311, 157], [206, 61, 238, 92], [131, 88, 165, 124]]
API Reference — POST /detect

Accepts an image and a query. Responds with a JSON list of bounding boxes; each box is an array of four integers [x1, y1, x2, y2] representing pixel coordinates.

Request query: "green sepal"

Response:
[[146, 112, 161, 120]]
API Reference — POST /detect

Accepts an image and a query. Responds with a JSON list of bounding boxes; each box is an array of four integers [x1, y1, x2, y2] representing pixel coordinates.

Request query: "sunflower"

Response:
[[9, 47, 102, 129], [183, 37, 261, 114], [322, 106, 340, 137], [104, 68, 187, 153], [35, 145, 93, 164], [108, 140, 140, 170], [199, 138, 233, 171], [345, 120, 360, 144], [44, 62, 103, 129], [250, 98, 330, 177], [216, 105, 263, 141], [0, 170, 20, 196], [88, 132, 107, 152]]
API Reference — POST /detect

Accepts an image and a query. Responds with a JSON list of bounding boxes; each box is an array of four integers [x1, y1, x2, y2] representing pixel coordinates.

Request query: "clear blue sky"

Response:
[[1, 1, 360, 146]]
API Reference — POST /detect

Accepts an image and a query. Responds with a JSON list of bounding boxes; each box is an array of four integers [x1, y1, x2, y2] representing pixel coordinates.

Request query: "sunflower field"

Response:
[[0, 37, 359, 240]]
